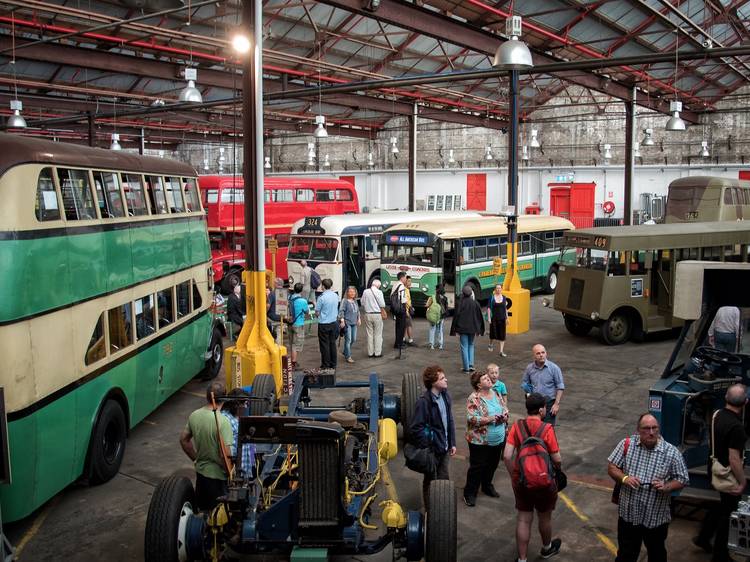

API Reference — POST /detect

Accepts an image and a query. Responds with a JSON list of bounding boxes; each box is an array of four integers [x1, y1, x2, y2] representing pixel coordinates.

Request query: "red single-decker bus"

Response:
[[199, 175, 359, 291]]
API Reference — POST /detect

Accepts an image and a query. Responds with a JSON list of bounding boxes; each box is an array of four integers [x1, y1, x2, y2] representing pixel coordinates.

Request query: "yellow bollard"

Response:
[[502, 241, 530, 334], [224, 270, 287, 395]]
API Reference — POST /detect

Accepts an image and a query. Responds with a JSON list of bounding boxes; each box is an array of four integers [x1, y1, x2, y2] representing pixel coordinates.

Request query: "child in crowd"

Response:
[[487, 363, 508, 408]]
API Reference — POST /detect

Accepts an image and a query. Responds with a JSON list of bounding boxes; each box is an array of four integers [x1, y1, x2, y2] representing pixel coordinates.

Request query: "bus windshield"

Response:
[[560, 247, 609, 271], [382, 244, 436, 265], [289, 236, 339, 261]]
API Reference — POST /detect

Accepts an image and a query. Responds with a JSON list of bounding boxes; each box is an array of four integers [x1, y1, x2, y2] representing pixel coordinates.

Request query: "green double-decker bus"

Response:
[[0, 134, 225, 522], [379, 215, 575, 309]]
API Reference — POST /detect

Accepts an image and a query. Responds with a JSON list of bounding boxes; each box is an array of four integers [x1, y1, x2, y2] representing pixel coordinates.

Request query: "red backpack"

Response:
[[515, 419, 556, 491]]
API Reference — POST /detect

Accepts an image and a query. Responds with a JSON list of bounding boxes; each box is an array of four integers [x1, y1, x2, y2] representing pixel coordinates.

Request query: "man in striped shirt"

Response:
[[607, 413, 689, 562]]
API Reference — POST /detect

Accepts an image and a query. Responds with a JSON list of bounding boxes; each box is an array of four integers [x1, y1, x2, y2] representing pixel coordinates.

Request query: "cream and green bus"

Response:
[[666, 176, 750, 223], [379, 215, 575, 309], [0, 134, 225, 522], [553, 221, 750, 345]]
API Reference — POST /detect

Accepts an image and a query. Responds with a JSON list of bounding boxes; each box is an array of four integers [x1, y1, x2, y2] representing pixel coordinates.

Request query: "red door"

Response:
[[570, 182, 596, 228], [339, 175, 356, 188], [466, 174, 487, 210], [549, 187, 571, 220], [740, 171, 750, 181]]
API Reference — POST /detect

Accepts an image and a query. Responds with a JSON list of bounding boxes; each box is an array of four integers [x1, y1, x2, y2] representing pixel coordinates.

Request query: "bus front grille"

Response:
[[567, 278, 585, 310]]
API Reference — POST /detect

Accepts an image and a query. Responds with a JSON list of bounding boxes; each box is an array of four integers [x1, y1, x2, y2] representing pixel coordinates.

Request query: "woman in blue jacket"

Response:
[[409, 364, 457, 507]]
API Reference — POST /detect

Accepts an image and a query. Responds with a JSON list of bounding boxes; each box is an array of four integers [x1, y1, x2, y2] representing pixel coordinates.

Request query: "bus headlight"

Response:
[[559, 265, 566, 272], [542, 298, 550, 308], [590, 311, 600, 320]]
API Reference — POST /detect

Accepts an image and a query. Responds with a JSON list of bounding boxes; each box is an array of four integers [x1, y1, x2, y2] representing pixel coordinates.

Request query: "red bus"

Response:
[[199, 175, 359, 291]]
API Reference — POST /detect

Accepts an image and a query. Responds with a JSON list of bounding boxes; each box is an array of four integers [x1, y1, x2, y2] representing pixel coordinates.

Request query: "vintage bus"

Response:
[[199, 176, 359, 291], [553, 221, 750, 345], [286, 211, 483, 297], [0, 134, 225, 522], [665, 176, 750, 223], [379, 215, 575, 309]]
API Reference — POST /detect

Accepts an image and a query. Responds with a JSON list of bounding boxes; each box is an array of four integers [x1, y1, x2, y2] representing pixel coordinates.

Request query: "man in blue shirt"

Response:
[[314, 278, 340, 371], [521, 344, 565, 426], [288, 283, 309, 369]]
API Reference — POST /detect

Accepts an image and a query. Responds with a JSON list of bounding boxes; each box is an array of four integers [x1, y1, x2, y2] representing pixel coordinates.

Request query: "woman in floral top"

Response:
[[463, 370, 507, 507]]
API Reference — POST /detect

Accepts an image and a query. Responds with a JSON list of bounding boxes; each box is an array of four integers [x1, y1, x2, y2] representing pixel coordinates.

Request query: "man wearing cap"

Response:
[[180, 381, 235, 511]]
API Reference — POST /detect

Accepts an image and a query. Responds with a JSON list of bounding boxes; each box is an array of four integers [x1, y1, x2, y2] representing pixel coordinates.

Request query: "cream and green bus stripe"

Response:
[[0, 134, 224, 522]]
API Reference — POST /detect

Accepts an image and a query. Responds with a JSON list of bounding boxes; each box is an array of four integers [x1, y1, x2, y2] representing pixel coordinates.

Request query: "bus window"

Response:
[[108, 302, 133, 353], [264, 190, 271, 203], [157, 287, 174, 327], [629, 251, 648, 275], [206, 189, 219, 204], [724, 188, 736, 205], [276, 233, 291, 246], [176, 281, 190, 318], [316, 190, 335, 202], [135, 295, 156, 339], [182, 178, 202, 212], [296, 188, 314, 202], [473, 238, 488, 260], [58, 168, 97, 220], [519, 234, 532, 255], [272, 189, 293, 202], [85, 313, 107, 365], [35, 167, 61, 222], [487, 237, 500, 257], [192, 280, 202, 310], [164, 176, 185, 213], [146, 175, 169, 214], [461, 239, 473, 262], [310, 238, 338, 261], [365, 233, 381, 257], [122, 174, 149, 216], [93, 171, 125, 219], [336, 189, 353, 201], [222, 188, 244, 203], [288, 236, 312, 260]]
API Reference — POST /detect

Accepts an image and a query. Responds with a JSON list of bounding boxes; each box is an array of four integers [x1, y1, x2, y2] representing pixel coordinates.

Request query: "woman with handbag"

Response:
[[425, 283, 449, 350], [409, 365, 457, 508], [463, 370, 507, 507]]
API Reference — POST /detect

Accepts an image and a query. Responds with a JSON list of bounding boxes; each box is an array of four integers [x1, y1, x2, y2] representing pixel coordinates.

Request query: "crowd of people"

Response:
[[211, 277, 747, 562]]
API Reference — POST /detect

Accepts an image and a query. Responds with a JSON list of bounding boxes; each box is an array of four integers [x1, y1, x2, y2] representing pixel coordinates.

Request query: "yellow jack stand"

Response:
[[224, 270, 287, 394], [502, 241, 530, 334]]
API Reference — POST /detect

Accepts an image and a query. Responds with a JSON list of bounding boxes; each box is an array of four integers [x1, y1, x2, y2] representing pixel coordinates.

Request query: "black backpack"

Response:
[[390, 286, 403, 315]]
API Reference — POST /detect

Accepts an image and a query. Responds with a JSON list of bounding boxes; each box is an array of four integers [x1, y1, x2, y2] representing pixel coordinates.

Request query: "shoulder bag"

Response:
[[611, 436, 630, 504], [711, 410, 740, 493]]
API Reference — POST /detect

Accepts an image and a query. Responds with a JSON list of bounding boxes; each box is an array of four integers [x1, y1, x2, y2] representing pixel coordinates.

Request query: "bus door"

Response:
[[442, 240, 458, 308], [343, 235, 366, 294], [648, 249, 673, 316]]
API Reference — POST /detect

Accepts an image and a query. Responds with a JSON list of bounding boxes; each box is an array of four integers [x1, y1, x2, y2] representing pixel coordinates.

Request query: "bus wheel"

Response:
[[425, 480, 457, 562], [145, 475, 204, 562], [465, 281, 481, 301], [88, 400, 127, 484], [400, 372, 421, 440], [599, 312, 631, 345], [204, 327, 224, 380], [563, 314, 592, 337], [221, 270, 241, 294], [249, 374, 276, 415], [543, 265, 559, 294]]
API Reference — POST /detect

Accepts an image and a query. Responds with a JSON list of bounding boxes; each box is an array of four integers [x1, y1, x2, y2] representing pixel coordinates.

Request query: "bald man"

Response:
[[694, 383, 748, 561], [607, 414, 689, 562], [521, 344, 565, 426]]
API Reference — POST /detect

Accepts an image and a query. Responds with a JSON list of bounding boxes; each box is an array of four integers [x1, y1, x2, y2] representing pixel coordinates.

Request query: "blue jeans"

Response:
[[459, 333, 475, 370], [429, 320, 444, 348], [714, 331, 737, 353], [343, 323, 358, 358]]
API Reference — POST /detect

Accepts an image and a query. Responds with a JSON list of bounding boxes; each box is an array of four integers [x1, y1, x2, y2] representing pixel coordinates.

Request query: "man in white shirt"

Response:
[[709, 306, 741, 353], [299, 260, 313, 302], [361, 279, 386, 357]]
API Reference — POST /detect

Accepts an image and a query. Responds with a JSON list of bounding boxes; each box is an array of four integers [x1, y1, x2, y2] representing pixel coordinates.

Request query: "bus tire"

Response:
[[543, 265, 559, 294], [599, 311, 632, 345], [88, 399, 127, 484], [221, 270, 241, 294], [249, 374, 276, 415], [465, 280, 481, 301], [204, 327, 224, 380], [144, 475, 198, 562], [366, 272, 380, 290], [400, 372, 421, 439], [563, 314, 592, 337], [425, 480, 457, 562]]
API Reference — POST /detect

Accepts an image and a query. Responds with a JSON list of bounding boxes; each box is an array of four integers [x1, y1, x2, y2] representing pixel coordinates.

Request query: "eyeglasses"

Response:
[[639, 426, 659, 432]]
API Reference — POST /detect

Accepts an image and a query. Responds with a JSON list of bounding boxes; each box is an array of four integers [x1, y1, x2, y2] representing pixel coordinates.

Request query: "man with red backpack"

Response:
[[503, 393, 563, 562]]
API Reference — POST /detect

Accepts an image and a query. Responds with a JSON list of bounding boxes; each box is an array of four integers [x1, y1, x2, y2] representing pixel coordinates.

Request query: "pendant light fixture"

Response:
[[485, 145, 494, 161], [217, 147, 225, 173], [323, 154, 331, 167], [493, 16, 533, 70], [390, 137, 399, 155], [179, 68, 203, 103], [313, 41, 328, 139], [602, 143, 612, 161], [110, 133, 122, 151], [264, 156, 271, 169], [7, 14, 27, 129], [307, 143, 316, 166], [642, 128, 655, 146], [521, 145, 529, 161], [448, 149, 456, 165], [665, 32, 686, 131], [203, 158, 210, 172], [700, 141, 710, 158], [367, 151, 375, 167]]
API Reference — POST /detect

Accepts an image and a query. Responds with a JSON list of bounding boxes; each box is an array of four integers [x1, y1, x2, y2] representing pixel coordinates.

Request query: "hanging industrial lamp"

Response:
[[485, 145, 494, 161], [264, 156, 271, 169], [642, 128, 655, 146], [492, 16, 534, 70], [448, 149, 456, 165], [307, 143, 316, 166], [323, 154, 331, 167], [390, 137, 399, 155], [602, 143, 612, 161], [367, 151, 375, 167], [700, 141, 710, 157], [7, 99, 27, 129], [110, 133, 122, 151], [665, 100, 686, 131], [179, 68, 203, 103], [314, 115, 328, 138], [521, 145, 529, 161]]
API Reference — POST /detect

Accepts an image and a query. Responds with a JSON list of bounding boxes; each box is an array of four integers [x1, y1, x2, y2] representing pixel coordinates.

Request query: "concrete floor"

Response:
[[5, 296, 725, 561]]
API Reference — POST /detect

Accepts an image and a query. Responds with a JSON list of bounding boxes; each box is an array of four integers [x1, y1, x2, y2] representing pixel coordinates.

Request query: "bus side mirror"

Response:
[[644, 253, 653, 270]]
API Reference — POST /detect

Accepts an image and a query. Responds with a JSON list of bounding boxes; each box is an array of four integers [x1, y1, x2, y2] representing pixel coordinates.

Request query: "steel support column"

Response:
[[624, 88, 635, 225], [408, 103, 417, 212]]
